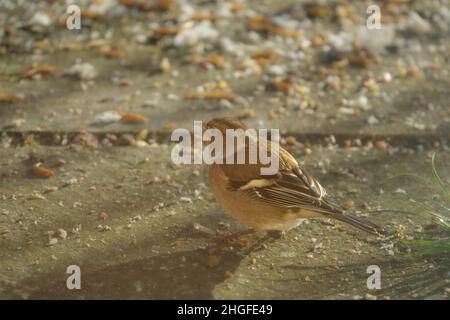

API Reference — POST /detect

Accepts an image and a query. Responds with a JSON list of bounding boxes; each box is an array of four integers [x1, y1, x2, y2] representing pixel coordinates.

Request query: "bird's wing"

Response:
[[221, 165, 387, 234], [218, 140, 298, 182], [216, 137, 341, 214], [226, 165, 343, 215]]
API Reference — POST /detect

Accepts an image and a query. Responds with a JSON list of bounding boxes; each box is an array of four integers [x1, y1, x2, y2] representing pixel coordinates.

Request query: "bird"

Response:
[[205, 117, 385, 235]]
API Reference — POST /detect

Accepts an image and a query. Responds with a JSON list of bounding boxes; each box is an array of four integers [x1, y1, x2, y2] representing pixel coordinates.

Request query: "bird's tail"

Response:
[[331, 213, 387, 235], [315, 195, 387, 235]]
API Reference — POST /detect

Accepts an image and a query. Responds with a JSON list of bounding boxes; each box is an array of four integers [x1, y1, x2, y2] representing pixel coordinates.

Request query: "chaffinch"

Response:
[[205, 117, 385, 235]]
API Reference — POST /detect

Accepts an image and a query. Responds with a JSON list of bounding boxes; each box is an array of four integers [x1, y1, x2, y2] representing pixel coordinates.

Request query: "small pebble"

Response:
[[207, 254, 220, 268], [99, 212, 109, 220], [56, 228, 67, 239]]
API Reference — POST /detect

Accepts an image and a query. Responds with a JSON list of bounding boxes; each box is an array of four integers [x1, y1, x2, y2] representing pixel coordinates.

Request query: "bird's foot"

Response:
[[266, 230, 286, 239], [241, 230, 287, 253], [214, 228, 255, 247]]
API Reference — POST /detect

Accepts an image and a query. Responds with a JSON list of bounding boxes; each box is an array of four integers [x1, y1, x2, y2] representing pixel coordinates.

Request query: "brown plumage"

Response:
[[206, 117, 385, 235]]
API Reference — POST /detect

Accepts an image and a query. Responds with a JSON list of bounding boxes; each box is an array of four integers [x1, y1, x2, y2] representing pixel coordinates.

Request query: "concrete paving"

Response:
[[1, 144, 449, 299]]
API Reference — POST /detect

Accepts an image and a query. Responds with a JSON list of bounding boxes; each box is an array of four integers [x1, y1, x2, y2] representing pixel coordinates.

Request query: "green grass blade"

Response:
[[403, 195, 449, 225], [431, 153, 450, 201], [411, 241, 450, 256], [385, 173, 431, 186], [402, 239, 434, 245]]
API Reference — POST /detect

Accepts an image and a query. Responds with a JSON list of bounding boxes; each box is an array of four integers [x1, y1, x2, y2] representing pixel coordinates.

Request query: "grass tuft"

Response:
[[391, 152, 450, 255]]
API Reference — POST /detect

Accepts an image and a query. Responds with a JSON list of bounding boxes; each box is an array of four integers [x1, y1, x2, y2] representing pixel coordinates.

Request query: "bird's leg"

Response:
[[242, 230, 286, 253], [214, 228, 255, 246], [266, 230, 286, 239]]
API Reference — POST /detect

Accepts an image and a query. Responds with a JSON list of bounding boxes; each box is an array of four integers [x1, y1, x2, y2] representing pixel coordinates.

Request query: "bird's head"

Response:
[[204, 117, 247, 135]]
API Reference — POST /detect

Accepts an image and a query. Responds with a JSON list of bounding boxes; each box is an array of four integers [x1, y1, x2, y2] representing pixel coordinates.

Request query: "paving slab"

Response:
[[1, 142, 449, 299]]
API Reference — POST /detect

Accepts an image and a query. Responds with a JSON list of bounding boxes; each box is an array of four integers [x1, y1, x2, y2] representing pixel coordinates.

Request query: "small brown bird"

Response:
[[206, 117, 385, 235]]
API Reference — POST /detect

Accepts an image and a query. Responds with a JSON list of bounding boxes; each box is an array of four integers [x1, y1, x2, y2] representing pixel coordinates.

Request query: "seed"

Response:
[[98, 47, 125, 58], [224, 270, 233, 278], [191, 13, 217, 22], [268, 27, 298, 38], [238, 108, 255, 119], [32, 165, 54, 178], [272, 80, 292, 92], [0, 94, 24, 103], [374, 140, 387, 151], [137, 129, 148, 140], [184, 91, 239, 102], [153, 26, 180, 36], [159, 57, 171, 73], [99, 212, 109, 220], [343, 200, 355, 209], [207, 254, 220, 268], [22, 65, 55, 79], [206, 53, 225, 68], [120, 113, 148, 123], [250, 50, 277, 60], [217, 80, 228, 89], [118, 79, 133, 87], [56, 228, 67, 239], [286, 136, 298, 146], [343, 139, 352, 147]]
